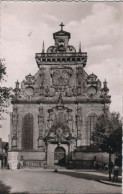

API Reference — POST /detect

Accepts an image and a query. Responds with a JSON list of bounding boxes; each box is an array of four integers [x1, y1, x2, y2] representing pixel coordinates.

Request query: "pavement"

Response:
[[57, 168, 122, 187], [98, 180, 122, 187], [0, 168, 122, 194], [75, 169, 122, 185]]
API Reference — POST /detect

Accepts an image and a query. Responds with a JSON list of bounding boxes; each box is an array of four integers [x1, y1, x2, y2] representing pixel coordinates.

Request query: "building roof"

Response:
[[53, 30, 70, 39], [53, 22, 70, 39]]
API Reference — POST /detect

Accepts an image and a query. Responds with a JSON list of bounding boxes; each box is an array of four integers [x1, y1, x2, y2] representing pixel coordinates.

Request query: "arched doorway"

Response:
[[54, 147, 66, 166]]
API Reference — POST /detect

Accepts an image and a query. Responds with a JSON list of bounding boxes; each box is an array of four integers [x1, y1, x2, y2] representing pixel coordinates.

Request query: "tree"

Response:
[[92, 112, 122, 180], [0, 59, 13, 120]]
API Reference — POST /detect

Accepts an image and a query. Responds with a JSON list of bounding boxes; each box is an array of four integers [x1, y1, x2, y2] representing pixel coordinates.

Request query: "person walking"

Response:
[[112, 164, 120, 182]]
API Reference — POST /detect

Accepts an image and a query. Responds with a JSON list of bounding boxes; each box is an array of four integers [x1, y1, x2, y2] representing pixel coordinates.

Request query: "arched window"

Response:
[[87, 113, 97, 145], [22, 113, 33, 150]]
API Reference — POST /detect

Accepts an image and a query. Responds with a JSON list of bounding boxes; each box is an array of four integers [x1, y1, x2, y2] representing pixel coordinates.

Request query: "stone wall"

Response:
[[72, 151, 109, 163], [18, 151, 46, 161]]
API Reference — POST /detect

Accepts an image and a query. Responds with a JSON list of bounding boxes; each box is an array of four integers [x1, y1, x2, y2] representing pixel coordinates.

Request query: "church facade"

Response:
[[9, 24, 111, 168]]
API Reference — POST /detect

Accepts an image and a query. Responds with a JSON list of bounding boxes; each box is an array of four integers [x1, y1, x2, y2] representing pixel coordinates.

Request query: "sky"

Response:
[[0, 1, 123, 141]]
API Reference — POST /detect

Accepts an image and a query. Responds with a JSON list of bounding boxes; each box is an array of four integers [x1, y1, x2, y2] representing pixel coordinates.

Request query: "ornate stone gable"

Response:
[[12, 66, 110, 103], [44, 94, 75, 143], [83, 73, 102, 99], [45, 122, 75, 143], [12, 70, 110, 103]]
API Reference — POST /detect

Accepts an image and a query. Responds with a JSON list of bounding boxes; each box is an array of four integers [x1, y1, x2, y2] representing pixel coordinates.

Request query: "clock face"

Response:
[[25, 87, 34, 96], [87, 86, 97, 96]]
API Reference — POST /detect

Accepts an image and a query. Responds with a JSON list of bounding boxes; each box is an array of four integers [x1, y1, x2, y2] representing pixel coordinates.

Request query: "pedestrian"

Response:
[[20, 156, 24, 168], [20, 159, 24, 168], [54, 168, 58, 173], [1, 159, 3, 169], [112, 164, 120, 182], [7, 163, 10, 170], [17, 162, 21, 169]]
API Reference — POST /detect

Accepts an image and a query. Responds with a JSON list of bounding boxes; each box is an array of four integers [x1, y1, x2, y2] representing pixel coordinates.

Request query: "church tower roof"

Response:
[[35, 23, 87, 68], [53, 22, 70, 39]]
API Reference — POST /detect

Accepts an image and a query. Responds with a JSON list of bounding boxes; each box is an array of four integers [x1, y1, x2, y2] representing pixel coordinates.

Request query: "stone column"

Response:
[[38, 107, 45, 151], [76, 107, 83, 146], [46, 143, 54, 166]]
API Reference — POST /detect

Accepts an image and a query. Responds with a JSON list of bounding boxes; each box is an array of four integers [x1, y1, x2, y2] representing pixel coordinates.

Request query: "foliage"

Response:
[[0, 59, 13, 120], [92, 112, 122, 155]]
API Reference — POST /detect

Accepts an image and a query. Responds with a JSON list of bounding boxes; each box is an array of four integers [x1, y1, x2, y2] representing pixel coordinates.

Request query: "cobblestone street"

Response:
[[0, 169, 122, 194]]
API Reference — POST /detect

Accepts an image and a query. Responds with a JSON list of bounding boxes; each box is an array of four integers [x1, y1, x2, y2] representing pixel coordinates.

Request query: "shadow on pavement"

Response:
[[0, 180, 29, 194], [0, 180, 11, 193], [57, 170, 122, 183]]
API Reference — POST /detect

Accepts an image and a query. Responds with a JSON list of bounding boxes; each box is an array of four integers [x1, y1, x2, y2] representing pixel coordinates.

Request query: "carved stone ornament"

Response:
[[83, 73, 102, 98], [25, 86, 34, 97], [65, 87, 72, 97], [24, 74, 36, 85], [12, 135, 17, 147], [76, 107, 82, 139], [40, 86, 44, 96], [44, 86, 50, 97], [47, 44, 76, 53], [38, 107, 45, 141], [47, 46, 57, 53], [12, 106, 18, 148], [44, 123, 75, 143], [12, 106, 18, 130], [85, 73, 100, 88], [53, 70, 69, 86], [72, 86, 77, 96], [50, 67, 73, 91], [86, 86, 97, 97], [39, 67, 45, 86]]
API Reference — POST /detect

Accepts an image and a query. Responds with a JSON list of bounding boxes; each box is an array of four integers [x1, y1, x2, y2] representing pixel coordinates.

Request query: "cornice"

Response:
[[11, 98, 111, 105]]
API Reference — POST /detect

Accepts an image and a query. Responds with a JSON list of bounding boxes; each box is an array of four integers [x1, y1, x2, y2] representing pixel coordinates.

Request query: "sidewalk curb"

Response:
[[98, 180, 122, 187]]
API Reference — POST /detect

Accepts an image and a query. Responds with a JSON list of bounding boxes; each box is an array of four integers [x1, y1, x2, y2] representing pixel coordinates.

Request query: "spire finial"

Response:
[[102, 79, 109, 96], [42, 41, 45, 53], [104, 79, 107, 87], [59, 22, 65, 31], [79, 42, 81, 53], [15, 79, 19, 89]]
